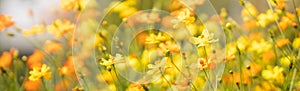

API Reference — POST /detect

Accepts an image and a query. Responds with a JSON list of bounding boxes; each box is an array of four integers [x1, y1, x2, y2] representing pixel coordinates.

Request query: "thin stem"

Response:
[[42, 78, 49, 91], [169, 54, 198, 91], [159, 68, 174, 91], [289, 69, 297, 91], [292, 0, 300, 26], [203, 69, 214, 91]]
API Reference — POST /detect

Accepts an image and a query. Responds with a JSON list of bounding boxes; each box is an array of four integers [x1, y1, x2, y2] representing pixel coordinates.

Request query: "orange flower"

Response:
[[0, 14, 14, 32], [47, 19, 75, 39], [243, 62, 262, 76], [279, 12, 296, 30], [222, 72, 250, 85], [44, 41, 62, 53], [275, 38, 290, 48], [24, 79, 41, 91], [0, 52, 12, 68], [261, 50, 275, 63], [248, 32, 262, 41], [275, 0, 285, 10], [27, 50, 44, 69], [59, 56, 75, 77], [243, 20, 258, 30]]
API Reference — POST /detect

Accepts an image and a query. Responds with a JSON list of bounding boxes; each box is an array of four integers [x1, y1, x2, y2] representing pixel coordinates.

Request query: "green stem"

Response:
[[169, 54, 198, 91], [42, 78, 48, 91], [292, 0, 300, 26], [203, 69, 214, 91]]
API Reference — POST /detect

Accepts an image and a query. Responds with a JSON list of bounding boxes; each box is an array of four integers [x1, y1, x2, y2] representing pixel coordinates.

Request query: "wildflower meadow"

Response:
[[0, 0, 300, 91]]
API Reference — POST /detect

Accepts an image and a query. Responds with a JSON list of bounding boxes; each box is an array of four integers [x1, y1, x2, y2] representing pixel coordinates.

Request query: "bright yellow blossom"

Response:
[[262, 66, 284, 84], [257, 10, 278, 27], [292, 38, 300, 49], [145, 32, 167, 44], [29, 64, 52, 81]]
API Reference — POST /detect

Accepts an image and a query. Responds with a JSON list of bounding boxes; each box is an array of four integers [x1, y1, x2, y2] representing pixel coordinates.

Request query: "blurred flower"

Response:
[[176, 8, 195, 25], [292, 37, 300, 49], [59, 56, 75, 77], [244, 62, 262, 76], [111, 1, 137, 18], [273, 0, 285, 10], [29, 64, 52, 81], [72, 86, 84, 91], [22, 25, 45, 36], [262, 66, 284, 84], [225, 43, 236, 61], [254, 81, 280, 91], [136, 12, 160, 23], [247, 39, 272, 54], [0, 14, 14, 32], [236, 36, 249, 51], [275, 38, 290, 48], [222, 72, 250, 85], [159, 41, 180, 54], [145, 32, 167, 44], [47, 19, 75, 39], [279, 12, 296, 30], [280, 56, 291, 67], [257, 10, 278, 27], [241, 3, 258, 21], [198, 58, 215, 70], [261, 50, 275, 63], [126, 83, 146, 91], [0, 52, 12, 69], [44, 40, 62, 53], [24, 80, 41, 91], [27, 50, 44, 69], [99, 54, 124, 71], [61, 0, 88, 11], [190, 29, 218, 47]]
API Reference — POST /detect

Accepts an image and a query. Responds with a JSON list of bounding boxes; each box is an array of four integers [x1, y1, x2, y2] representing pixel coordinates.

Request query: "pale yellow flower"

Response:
[[177, 8, 195, 25], [47, 19, 75, 39], [23, 25, 45, 36], [190, 29, 218, 47]]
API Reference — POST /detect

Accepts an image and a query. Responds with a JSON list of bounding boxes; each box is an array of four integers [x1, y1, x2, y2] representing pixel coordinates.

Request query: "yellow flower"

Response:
[[257, 10, 278, 27], [236, 36, 249, 51], [99, 54, 124, 70], [0, 14, 14, 32], [72, 86, 84, 91], [280, 56, 292, 67], [22, 25, 45, 36], [145, 32, 167, 44], [190, 29, 218, 47], [292, 38, 300, 49], [262, 66, 284, 84], [177, 8, 195, 25], [29, 64, 52, 81], [47, 19, 75, 39], [60, 0, 88, 11], [247, 39, 272, 54]]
